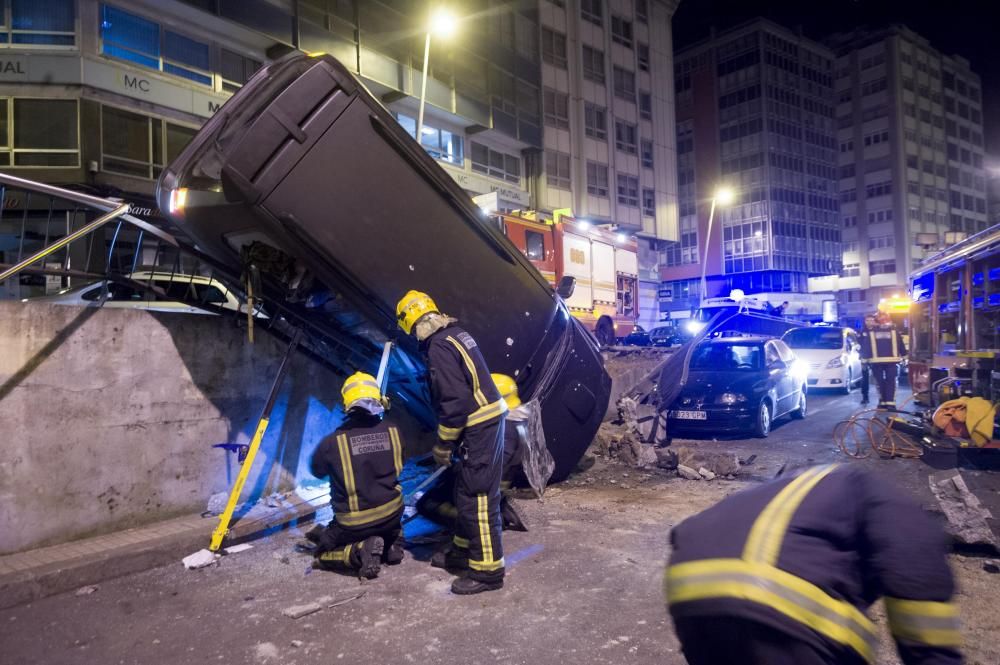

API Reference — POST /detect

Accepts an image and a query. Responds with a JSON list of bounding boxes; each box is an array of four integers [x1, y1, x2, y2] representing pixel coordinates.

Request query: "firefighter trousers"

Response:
[[452, 418, 505, 582], [673, 616, 856, 665], [860, 363, 870, 402], [870, 362, 898, 407], [314, 514, 402, 573]]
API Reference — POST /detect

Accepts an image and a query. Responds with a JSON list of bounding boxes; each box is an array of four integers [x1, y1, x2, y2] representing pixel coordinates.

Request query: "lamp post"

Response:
[[699, 186, 735, 304], [416, 8, 457, 142]]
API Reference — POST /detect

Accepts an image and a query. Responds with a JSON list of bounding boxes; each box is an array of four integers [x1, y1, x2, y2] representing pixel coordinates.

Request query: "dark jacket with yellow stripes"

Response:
[[667, 465, 961, 665], [309, 411, 405, 530], [422, 324, 507, 445], [860, 325, 907, 364]]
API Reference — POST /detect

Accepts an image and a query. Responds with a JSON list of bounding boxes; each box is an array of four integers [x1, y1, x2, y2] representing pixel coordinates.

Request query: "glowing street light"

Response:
[[700, 186, 735, 304], [416, 8, 458, 142], [616, 233, 628, 243]]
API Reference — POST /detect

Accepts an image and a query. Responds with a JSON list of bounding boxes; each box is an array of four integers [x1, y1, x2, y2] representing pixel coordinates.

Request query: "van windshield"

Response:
[[784, 328, 843, 350]]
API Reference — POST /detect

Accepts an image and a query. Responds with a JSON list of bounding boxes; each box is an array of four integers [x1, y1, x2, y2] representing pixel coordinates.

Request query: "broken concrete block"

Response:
[[698, 467, 716, 481], [636, 445, 659, 468], [655, 447, 678, 470], [205, 492, 229, 516], [74, 585, 98, 596], [928, 470, 999, 549], [592, 423, 621, 456], [182, 549, 220, 570], [281, 602, 324, 619], [674, 447, 740, 477], [291, 640, 304, 648], [677, 464, 701, 481]]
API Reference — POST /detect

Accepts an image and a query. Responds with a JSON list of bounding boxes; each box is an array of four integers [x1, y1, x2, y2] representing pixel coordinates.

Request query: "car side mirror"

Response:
[[556, 275, 576, 300]]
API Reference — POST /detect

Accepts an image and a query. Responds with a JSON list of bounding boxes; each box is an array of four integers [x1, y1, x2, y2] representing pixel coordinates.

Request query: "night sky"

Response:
[[673, 0, 1000, 155]]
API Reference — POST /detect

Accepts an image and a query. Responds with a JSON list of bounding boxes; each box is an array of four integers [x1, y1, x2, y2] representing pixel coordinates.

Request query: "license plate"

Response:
[[671, 410, 707, 420]]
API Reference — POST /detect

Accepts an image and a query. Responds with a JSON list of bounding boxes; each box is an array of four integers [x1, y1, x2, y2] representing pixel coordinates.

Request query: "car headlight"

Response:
[[716, 392, 747, 405], [826, 356, 844, 369]]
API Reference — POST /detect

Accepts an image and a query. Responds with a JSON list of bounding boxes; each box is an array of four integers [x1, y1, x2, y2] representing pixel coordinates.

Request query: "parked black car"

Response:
[[621, 325, 650, 346], [667, 337, 807, 437]]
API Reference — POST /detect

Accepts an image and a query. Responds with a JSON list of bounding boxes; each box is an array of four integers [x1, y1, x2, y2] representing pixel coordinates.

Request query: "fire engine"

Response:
[[494, 208, 638, 346]]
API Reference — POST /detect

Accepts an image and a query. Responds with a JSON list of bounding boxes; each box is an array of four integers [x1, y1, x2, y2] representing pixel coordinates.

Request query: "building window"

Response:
[[0, 98, 79, 167], [584, 102, 607, 140], [638, 91, 652, 121], [586, 161, 608, 197], [640, 139, 653, 169], [525, 230, 545, 261], [868, 235, 894, 249], [101, 105, 194, 178], [869, 259, 896, 275], [220, 49, 262, 93], [613, 66, 635, 101], [581, 0, 603, 26], [617, 174, 639, 207], [863, 129, 889, 147], [841, 262, 860, 277], [582, 45, 605, 83], [865, 181, 891, 198], [100, 4, 211, 86], [611, 16, 633, 48], [543, 88, 569, 130], [541, 27, 567, 68], [4, 0, 75, 46], [642, 187, 655, 216], [637, 43, 649, 71], [615, 120, 637, 154], [545, 150, 571, 190], [471, 142, 521, 184], [394, 113, 464, 165], [635, 0, 648, 23]]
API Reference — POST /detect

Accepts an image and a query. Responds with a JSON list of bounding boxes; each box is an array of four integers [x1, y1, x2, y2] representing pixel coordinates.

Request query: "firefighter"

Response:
[[858, 314, 877, 407], [396, 290, 507, 595], [415, 373, 528, 533], [860, 312, 907, 409], [666, 464, 962, 665], [308, 372, 406, 579]]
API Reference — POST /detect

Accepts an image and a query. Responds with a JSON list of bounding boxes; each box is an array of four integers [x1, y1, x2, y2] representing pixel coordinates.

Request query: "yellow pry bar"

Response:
[[208, 416, 272, 551]]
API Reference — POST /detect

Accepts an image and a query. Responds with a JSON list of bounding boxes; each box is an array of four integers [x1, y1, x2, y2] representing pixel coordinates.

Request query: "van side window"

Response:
[[525, 230, 545, 261]]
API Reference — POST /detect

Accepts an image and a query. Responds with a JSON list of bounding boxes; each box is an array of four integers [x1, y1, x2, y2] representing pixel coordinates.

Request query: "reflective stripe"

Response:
[[319, 542, 353, 563], [336, 434, 359, 513], [885, 598, 962, 647], [476, 493, 493, 563], [453, 535, 470, 549], [336, 494, 403, 527], [446, 336, 488, 407], [469, 557, 505, 572], [743, 465, 838, 565], [465, 398, 508, 428], [868, 331, 901, 362], [389, 427, 403, 477], [438, 424, 463, 441], [667, 558, 878, 662]]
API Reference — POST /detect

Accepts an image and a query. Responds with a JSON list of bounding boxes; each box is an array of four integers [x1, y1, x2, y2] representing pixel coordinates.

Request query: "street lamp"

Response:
[[416, 7, 458, 142], [699, 186, 735, 304]]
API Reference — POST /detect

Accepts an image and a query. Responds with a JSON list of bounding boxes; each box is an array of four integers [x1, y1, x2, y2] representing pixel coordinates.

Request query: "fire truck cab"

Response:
[[497, 208, 638, 346]]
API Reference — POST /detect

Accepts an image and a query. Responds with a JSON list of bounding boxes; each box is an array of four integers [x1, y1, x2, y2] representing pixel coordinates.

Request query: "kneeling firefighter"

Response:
[[396, 290, 507, 595], [308, 372, 405, 579], [417, 372, 528, 533], [666, 464, 962, 665]]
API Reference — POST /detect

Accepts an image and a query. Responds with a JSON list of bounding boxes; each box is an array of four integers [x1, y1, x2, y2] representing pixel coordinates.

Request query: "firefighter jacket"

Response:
[[860, 325, 907, 364], [666, 464, 961, 665], [422, 324, 508, 445], [310, 411, 405, 529]]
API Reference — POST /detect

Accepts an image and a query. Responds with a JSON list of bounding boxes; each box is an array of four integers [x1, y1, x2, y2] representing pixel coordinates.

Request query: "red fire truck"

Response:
[[495, 208, 638, 346]]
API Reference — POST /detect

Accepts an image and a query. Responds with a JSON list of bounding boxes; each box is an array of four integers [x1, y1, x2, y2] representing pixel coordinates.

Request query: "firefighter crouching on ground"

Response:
[[416, 373, 528, 533], [396, 290, 507, 595], [308, 372, 405, 579], [665, 464, 962, 665], [860, 312, 907, 409]]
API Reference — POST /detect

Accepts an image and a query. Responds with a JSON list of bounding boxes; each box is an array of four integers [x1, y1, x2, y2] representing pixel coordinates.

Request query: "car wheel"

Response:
[[753, 399, 772, 438], [791, 390, 807, 419], [842, 369, 853, 394], [595, 317, 616, 347]]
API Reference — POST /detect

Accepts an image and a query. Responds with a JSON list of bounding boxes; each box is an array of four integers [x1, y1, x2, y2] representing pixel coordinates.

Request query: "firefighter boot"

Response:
[[430, 543, 469, 570], [384, 535, 405, 565], [500, 495, 528, 532], [451, 576, 504, 595], [355, 537, 384, 580]]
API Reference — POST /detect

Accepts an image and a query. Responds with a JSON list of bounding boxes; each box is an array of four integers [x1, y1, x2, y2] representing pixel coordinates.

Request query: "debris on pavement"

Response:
[[74, 585, 98, 596], [677, 465, 701, 481], [182, 549, 220, 570], [698, 467, 717, 481], [928, 470, 999, 550], [290, 640, 304, 648], [224, 544, 253, 555], [674, 446, 740, 477], [281, 591, 366, 620], [205, 492, 229, 516]]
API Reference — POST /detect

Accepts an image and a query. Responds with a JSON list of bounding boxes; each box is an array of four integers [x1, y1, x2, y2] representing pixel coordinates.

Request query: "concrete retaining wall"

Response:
[[0, 303, 429, 555]]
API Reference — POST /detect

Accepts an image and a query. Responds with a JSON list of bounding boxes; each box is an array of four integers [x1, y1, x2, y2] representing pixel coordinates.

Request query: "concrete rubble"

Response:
[[677, 465, 701, 481], [928, 470, 999, 550], [182, 549, 220, 570]]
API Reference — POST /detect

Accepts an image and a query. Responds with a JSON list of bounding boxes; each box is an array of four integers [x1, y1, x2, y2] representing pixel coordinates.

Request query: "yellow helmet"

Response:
[[396, 290, 439, 334], [341, 371, 382, 409], [491, 373, 521, 410]]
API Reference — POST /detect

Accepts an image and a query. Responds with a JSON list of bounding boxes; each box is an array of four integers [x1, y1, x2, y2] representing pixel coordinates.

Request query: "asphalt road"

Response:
[[1, 387, 998, 665]]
